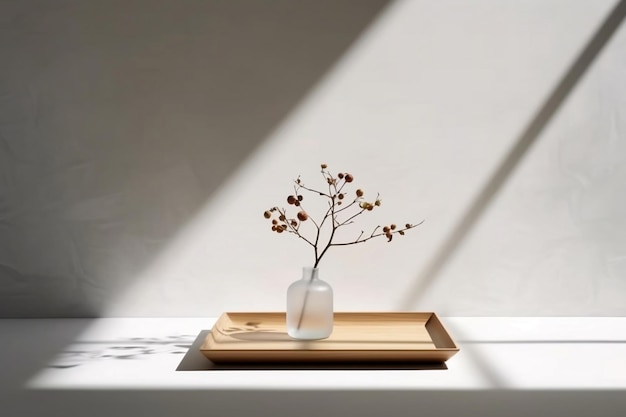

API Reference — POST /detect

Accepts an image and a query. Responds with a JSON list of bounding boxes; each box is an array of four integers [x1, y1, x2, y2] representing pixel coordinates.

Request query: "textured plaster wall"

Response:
[[0, 0, 624, 317]]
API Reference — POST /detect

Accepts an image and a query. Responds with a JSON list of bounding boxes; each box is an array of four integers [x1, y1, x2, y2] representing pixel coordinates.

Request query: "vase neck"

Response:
[[301, 267, 319, 281]]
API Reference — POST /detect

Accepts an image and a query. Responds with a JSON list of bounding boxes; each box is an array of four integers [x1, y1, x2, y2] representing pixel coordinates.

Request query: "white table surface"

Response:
[[2, 317, 625, 416]]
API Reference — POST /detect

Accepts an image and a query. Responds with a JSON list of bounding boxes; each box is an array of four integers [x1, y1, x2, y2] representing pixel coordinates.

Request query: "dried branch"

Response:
[[330, 220, 424, 247], [264, 164, 422, 267]]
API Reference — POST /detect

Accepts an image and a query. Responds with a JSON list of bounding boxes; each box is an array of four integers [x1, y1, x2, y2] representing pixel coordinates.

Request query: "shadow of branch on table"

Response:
[[47, 335, 197, 369]]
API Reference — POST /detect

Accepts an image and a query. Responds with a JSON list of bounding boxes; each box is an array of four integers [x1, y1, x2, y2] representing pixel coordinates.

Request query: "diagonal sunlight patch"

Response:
[[99, 0, 624, 319]]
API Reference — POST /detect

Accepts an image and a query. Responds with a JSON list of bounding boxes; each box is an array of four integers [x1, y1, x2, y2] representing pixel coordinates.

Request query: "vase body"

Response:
[[286, 267, 333, 340]]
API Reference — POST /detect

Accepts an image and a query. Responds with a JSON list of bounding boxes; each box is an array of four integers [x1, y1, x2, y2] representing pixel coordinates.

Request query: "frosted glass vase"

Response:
[[286, 267, 333, 340]]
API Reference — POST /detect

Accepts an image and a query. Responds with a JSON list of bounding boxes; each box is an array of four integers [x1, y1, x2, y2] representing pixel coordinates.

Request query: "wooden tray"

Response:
[[200, 312, 459, 363]]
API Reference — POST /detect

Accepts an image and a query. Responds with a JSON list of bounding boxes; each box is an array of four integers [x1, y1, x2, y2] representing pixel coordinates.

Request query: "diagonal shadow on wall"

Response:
[[0, 0, 392, 317], [398, 0, 626, 311]]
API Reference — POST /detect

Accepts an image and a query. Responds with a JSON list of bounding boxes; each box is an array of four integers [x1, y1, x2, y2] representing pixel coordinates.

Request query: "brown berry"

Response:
[[390, 224, 396, 230], [321, 163, 328, 169], [386, 233, 393, 242], [356, 189, 364, 197], [375, 199, 381, 206], [272, 219, 278, 225], [279, 215, 286, 221], [294, 200, 300, 206], [264, 211, 271, 219], [291, 220, 297, 227], [383, 226, 390, 233], [338, 193, 344, 200], [345, 173, 354, 182], [338, 173, 344, 179], [297, 195, 303, 201], [276, 227, 284, 233], [271, 225, 277, 231], [287, 195, 296, 205], [297, 211, 308, 221], [399, 230, 405, 235], [405, 223, 411, 228]]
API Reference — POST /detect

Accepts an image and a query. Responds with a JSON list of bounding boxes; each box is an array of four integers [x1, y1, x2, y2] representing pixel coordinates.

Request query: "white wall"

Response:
[[1, 0, 624, 317]]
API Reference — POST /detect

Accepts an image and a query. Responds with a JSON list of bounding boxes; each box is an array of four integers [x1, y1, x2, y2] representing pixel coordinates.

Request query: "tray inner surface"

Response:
[[201, 312, 458, 359]]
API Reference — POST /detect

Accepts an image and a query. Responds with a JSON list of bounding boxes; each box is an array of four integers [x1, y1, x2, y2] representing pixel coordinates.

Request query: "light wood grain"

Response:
[[201, 312, 459, 363]]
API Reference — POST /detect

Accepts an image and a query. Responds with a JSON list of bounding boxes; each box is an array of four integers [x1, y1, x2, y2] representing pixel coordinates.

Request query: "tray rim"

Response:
[[200, 311, 459, 362]]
